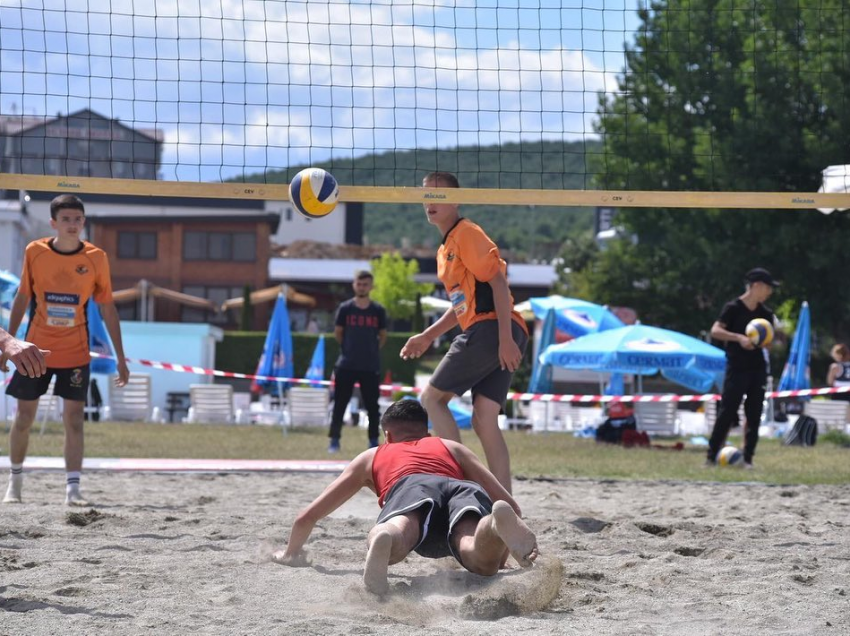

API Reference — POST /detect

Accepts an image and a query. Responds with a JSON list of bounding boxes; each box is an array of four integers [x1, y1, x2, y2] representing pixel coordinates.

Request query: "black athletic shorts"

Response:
[[430, 319, 528, 407], [376, 473, 493, 561], [6, 365, 90, 402]]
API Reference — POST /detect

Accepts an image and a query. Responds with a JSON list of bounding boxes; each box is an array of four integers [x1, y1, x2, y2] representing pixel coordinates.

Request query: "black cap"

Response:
[[745, 267, 780, 287]]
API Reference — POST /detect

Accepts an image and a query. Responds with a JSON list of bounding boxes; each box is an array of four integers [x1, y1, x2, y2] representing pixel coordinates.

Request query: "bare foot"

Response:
[[363, 530, 392, 596], [491, 500, 538, 568], [271, 550, 310, 567]]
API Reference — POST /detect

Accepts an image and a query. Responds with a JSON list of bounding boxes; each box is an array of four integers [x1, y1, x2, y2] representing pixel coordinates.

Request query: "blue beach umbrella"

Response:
[[87, 302, 117, 374], [541, 324, 727, 393], [252, 294, 294, 397], [305, 334, 326, 385], [777, 301, 811, 395], [0, 270, 21, 335], [528, 295, 625, 338], [528, 307, 557, 394]]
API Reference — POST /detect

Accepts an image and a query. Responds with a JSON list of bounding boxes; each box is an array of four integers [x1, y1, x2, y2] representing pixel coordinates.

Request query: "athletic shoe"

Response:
[[368, 438, 379, 449], [328, 439, 341, 454], [742, 461, 754, 470], [65, 487, 89, 507], [2, 479, 22, 504], [702, 459, 716, 468]]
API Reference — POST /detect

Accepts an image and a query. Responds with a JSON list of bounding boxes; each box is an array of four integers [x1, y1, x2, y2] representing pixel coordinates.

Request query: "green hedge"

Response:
[[216, 332, 417, 386]]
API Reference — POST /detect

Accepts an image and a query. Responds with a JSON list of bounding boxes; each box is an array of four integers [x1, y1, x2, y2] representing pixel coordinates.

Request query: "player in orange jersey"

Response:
[[3, 194, 129, 506], [400, 172, 528, 494]]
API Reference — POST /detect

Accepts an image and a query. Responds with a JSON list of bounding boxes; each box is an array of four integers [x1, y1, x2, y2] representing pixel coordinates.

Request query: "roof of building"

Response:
[[0, 109, 163, 142]]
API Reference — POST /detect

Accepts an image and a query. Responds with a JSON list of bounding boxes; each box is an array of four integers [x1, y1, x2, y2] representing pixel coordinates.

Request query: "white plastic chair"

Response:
[[37, 376, 61, 435], [287, 386, 331, 427], [109, 373, 155, 421], [185, 384, 235, 424], [635, 401, 679, 436]]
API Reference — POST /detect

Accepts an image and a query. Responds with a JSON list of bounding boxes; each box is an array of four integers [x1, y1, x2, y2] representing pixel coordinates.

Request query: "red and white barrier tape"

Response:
[[86, 352, 850, 404], [89, 352, 421, 394]]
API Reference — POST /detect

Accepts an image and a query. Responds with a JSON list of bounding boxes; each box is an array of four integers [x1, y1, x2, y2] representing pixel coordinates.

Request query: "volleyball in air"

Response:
[[745, 318, 774, 348], [716, 446, 744, 467], [289, 167, 339, 218]]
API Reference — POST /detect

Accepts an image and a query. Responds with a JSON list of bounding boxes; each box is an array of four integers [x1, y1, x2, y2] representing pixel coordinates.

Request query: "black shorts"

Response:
[[376, 474, 493, 561], [430, 319, 528, 407], [5, 365, 90, 402]]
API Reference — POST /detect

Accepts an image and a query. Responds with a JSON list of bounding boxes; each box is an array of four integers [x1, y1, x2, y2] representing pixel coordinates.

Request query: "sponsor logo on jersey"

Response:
[[45, 292, 80, 305]]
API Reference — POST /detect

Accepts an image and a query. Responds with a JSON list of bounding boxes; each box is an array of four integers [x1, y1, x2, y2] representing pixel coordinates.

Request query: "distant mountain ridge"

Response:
[[246, 139, 601, 260]]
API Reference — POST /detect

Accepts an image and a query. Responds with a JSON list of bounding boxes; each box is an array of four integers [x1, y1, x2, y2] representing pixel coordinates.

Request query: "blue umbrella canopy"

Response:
[[777, 301, 810, 394], [0, 270, 27, 338], [541, 324, 726, 393], [87, 302, 117, 374], [305, 334, 326, 385], [528, 295, 625, 338], [527, 306, 557, 393], [252, 294, 294, 396]]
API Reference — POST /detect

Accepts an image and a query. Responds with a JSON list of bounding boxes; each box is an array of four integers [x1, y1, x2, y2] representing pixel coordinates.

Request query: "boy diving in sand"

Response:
[[272, 399, 538, 595]]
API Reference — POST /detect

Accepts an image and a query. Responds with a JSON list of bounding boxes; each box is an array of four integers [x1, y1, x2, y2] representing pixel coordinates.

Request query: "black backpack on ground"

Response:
[[783, 415, 818, 446], [595, 415, 638, 444]]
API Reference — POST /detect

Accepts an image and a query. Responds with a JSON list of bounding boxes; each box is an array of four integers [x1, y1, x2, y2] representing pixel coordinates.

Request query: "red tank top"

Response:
[[372, 437, 464, 506]]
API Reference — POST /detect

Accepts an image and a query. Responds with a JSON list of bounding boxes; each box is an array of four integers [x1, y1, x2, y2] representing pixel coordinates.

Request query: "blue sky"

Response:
[[0, 0, 641, 181]]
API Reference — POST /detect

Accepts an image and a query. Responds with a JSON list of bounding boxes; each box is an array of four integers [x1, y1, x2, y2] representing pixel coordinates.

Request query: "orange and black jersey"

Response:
[[19, 238, 114, 368], [436, 218, 527, 333]]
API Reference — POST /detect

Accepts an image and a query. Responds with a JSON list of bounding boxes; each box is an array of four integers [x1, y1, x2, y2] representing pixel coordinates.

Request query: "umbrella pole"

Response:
[[277, 381, 287, 436]]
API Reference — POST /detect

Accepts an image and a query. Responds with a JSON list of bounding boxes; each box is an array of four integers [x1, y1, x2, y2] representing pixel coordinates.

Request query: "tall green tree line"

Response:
[[568, 0, 850, 341]]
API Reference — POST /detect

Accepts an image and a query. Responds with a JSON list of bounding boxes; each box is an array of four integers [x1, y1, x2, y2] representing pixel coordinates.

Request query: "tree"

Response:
[[581, 0, 850, 341], [370, 253, 434, 324]]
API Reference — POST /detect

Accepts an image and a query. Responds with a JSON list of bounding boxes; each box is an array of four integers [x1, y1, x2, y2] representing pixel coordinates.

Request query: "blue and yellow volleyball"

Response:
[[745, 318, 774, 348], [289, 167, 339, 218], [717, 446, 744, 467]]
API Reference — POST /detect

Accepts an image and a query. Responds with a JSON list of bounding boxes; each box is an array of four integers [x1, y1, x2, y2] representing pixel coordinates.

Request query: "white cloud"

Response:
[[1, 0, 636, 178]]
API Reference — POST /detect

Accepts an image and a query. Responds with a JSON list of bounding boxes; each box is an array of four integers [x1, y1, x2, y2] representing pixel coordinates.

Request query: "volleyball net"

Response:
[[1, 0, 849, 210]]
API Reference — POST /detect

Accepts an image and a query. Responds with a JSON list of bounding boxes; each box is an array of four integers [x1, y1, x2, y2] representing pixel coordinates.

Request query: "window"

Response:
[[233, 233, 256, 261], [117, 231, 157, 259], [182, 231, 256, 262], [181, 285, 244, 324], [183, 231, 207, 260], [208, 232, 230, 260]]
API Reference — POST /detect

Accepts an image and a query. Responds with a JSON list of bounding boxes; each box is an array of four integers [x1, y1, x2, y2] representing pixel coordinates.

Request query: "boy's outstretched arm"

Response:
[[274, 451, 374, 565]]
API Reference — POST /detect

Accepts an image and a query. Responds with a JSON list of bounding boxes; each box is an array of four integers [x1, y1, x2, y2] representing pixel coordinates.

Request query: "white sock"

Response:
[[10, 462, 23, 482], [66, 471, 81, 492]]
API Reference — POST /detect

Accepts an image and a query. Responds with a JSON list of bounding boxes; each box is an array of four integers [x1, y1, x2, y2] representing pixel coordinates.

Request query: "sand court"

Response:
[[1, 470, 848, 635]]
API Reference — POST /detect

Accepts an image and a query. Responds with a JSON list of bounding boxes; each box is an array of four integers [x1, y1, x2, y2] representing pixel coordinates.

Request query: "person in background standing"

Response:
[[327, 270, 387, 453], [706, 267, 778, 469]]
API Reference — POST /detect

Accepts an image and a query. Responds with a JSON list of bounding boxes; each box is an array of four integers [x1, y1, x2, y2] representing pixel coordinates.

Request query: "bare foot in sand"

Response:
[[363, 530, 392, 595], [491, 500, 538, 567], [271, 550, 310, 567]]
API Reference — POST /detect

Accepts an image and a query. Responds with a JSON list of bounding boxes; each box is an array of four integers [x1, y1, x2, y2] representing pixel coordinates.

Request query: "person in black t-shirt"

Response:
[[706, 267, 779, 469], [328, 270, 388, 453]]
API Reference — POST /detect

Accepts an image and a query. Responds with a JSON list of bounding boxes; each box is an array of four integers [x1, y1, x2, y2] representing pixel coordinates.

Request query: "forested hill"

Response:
[[252, 139, 600, 261]]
